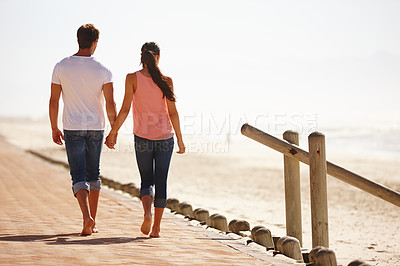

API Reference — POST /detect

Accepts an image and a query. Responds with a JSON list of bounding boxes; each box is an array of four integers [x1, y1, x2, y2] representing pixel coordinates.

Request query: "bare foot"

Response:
[[141, 214, 152, 235], [81, 217, 94, 236], [91, 224, 99, 233], [150, 226, 160, 238], [90, 220, 98, 233]]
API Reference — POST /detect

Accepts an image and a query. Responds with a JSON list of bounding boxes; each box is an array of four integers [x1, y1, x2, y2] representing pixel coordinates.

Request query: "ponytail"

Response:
[[141, 43, 175, 102]]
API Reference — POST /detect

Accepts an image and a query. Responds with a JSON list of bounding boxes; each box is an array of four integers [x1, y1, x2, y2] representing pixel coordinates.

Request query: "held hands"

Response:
[[105, 131, 185, 153], [52, 128, 64, 145], [177, 139, 186, 154], [105, 131, 118, 149]]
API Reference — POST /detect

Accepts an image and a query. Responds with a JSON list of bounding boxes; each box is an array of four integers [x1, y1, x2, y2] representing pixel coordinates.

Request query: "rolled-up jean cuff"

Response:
[[89, 180, 102, 191], [140, 188, 154, 199], [73, 181, 90, 196], [154, 198, 166, 208]]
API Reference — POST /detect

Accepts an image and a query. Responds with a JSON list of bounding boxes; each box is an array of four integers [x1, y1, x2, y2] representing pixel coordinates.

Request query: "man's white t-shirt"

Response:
[[51, 56, 112, 130]]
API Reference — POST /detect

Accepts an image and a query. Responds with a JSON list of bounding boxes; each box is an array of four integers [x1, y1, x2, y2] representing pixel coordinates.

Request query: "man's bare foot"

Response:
[[150, 226, 160, 238], [81, 217, 94, 236], [140, 214, 152, 235]]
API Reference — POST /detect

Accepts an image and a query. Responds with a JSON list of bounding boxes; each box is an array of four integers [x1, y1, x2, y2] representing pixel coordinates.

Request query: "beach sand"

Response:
[[0, 118, 399, 265]]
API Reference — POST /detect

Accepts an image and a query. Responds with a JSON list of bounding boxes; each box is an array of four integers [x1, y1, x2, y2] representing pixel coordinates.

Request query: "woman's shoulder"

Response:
[[126, 72, 139, 80], [125, 72, 138, 92], [127, 71, 140, 76]]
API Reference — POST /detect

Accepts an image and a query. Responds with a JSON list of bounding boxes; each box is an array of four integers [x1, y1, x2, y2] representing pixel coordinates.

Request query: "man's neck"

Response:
[[74, 49, 92, 57]]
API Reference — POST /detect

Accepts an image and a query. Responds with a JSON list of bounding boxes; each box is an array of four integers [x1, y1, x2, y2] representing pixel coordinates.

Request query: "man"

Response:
[[49, 24, 117, 236]]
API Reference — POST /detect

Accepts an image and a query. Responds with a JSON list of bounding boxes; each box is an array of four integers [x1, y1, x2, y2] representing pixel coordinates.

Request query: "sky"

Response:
[[0, 0, 399, 135]]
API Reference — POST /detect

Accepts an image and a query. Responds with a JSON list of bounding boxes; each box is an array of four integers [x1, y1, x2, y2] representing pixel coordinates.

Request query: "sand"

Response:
[[0, 118, 399, 265]]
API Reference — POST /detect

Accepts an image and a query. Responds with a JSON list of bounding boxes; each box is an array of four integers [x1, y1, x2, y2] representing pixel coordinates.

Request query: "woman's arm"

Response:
[[166, 77, 185, 154], [105, 73, 136, 149]]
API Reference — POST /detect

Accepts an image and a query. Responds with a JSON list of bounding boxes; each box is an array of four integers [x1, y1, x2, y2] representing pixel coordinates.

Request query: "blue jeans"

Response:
[[64, 130, 104, 196], [134, 135, 174, 208]]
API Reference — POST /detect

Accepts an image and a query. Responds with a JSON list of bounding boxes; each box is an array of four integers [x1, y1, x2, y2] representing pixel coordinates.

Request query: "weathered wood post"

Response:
[[166, 198, 180, 212], [313, 247, 337, 266], [308, 132, 329, 248], [253, 227, 274, 249], [280, 236, 303, 262], [210, 214, 229, 232], [228, 219, 250, 234], [178, 202, 193, 218], [283, 130, 302, 246], [193, 208, 210, 225]]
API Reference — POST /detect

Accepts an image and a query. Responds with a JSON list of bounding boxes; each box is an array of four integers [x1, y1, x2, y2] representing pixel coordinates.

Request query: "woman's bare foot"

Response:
[[140, 214, 152, 235], [150, 226, 160, 238], [81, 217, 94, 236], [91, 222, 99, 233]]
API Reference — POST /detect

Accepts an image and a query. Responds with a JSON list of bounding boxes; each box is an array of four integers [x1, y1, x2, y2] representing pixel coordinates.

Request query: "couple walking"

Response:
[[49, 24, 185, 237]]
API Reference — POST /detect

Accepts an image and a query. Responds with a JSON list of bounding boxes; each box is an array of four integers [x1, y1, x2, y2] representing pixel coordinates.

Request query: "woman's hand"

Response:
[[176, 139, 186, 154], [105, 131, 118, 149]]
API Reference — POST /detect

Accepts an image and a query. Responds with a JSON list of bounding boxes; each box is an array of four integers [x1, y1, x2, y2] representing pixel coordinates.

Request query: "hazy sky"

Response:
[[1, 0, 399, 131]]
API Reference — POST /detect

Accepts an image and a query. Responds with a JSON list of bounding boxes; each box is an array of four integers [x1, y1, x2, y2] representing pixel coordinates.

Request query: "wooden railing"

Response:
[[241, 123, 400, 248]]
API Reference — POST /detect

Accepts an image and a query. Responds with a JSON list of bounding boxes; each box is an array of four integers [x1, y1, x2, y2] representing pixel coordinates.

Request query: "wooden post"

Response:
[[253, 227, 274, 249], [193, 208, 210, 225], [228, 219, 250, 234], [308, 132, 329, 248], [128, 184, 139, 198], [280, 236, 304, 262], [309, 246, 337, 266], [314, 247, 337, 266], [251, 225, 265, 240], [178, 202, 193, 218], [283, 130, 302, 246], [166, 198, 180, 212], [210, 214, 229, 232]]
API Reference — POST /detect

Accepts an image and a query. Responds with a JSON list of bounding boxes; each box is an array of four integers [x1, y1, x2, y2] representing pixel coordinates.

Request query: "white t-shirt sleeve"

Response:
[[104, 68, 113, 84], [51, 63, 61, 85]]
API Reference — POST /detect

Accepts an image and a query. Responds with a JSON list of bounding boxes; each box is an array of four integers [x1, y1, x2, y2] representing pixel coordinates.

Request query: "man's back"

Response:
[[52, 55, 112, 130], [49, 23, 117, 236]]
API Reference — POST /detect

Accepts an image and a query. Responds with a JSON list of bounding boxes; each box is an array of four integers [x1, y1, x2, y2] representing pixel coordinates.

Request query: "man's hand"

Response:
[[52, 128, 64, 145]]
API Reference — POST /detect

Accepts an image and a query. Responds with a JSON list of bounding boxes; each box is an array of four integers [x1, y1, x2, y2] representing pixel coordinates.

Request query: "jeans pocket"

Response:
[[64, 131, 83, 141], [89, 131, 104, 141]]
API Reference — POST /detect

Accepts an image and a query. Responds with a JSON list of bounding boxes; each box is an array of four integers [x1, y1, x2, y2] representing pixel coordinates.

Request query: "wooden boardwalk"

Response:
[[0, 139, 297, 265]]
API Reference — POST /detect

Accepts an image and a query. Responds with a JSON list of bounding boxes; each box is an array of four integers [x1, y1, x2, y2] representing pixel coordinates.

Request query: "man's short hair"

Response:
[[77, 24, 99, 49]]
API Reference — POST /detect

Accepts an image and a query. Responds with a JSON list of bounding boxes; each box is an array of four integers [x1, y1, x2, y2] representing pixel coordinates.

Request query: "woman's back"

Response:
[[132, 71, 174, 140]]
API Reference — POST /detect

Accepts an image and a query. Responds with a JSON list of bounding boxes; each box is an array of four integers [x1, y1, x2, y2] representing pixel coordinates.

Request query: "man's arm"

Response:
[[103, 82, 117, 128], [49, 83, 64, 145]]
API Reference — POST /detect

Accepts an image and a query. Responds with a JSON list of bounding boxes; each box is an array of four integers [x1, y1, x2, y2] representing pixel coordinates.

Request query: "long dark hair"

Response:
[[141, 42, 175, 102]]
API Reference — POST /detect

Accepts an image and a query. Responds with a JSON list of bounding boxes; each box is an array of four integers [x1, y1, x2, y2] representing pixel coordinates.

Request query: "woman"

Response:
[[105, 42, 185, 237]]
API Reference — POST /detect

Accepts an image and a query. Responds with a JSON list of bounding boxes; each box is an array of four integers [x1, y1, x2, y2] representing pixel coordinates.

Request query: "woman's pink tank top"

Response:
[[132, 71, 174, 140]]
